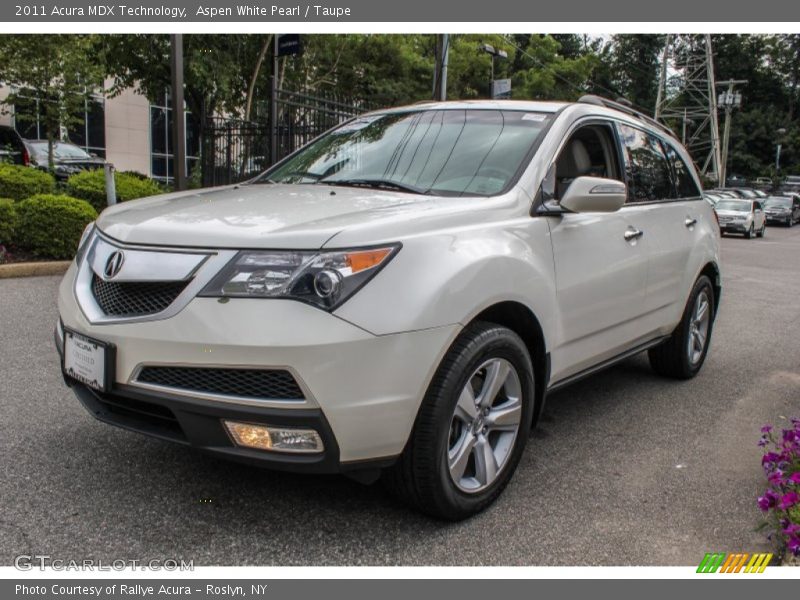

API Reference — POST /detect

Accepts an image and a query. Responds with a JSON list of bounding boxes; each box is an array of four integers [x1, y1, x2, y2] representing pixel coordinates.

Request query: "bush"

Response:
[[65, 168, 163, 211], [0, 198, 17, 245], [15, 194, 97, 259], [0, 164, 56, 200]]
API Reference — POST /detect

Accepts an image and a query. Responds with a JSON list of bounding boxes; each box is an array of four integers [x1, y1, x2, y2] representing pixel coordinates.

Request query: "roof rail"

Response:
[[577, 94, 677, 139]]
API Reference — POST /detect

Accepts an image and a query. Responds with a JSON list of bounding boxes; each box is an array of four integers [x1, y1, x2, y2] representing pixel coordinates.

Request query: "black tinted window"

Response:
[[617, 124, 675, 202], [664, 143, 701, 198]]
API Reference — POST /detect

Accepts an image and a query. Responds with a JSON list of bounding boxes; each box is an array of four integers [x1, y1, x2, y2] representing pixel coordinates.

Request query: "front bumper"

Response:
[[765, 214, 792, 224], [57, 262, 460, 468], [719, 221, 748, 233]]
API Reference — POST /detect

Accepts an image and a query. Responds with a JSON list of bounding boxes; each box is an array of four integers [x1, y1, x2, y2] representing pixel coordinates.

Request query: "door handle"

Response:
[[624, 228, 644, 241], [685, 217, 698, 228]]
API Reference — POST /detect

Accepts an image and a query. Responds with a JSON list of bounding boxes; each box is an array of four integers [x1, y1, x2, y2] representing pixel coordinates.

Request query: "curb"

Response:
[[0, 260, 71, 279]]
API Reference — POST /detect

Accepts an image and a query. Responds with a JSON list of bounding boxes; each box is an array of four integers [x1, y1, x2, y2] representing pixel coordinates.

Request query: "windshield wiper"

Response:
[[319, 178, 429, 195]]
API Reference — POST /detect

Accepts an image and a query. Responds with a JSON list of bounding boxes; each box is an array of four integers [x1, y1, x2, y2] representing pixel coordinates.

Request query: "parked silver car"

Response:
[[715, 198, 766, 238]]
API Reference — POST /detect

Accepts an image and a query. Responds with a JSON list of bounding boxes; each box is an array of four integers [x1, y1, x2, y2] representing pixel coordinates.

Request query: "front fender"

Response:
[[334, 217, 557, 344]]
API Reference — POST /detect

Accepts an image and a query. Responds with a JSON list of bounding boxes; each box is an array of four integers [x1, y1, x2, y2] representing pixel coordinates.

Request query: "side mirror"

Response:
[[560, 176, 627, 213]]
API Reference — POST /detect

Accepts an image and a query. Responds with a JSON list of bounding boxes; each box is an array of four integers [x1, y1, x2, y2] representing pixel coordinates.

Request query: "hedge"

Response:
[[66, 169, 163, 211], [15, 194, 97, 259], [0, 198, 16, 246], [0, 164, 56, 201]]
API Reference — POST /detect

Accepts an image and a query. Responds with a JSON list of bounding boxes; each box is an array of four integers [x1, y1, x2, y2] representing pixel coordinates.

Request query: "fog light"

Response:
[[223, 421, 324, 454]]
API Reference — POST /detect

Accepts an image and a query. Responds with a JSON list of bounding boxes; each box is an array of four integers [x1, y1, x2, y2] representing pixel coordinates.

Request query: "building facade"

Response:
[[0, 83, 197, 184]]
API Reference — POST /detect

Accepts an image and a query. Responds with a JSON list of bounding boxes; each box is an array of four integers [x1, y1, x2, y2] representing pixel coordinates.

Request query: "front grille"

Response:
[[136, 366, 305, 401], [92, 275, 189, 317]]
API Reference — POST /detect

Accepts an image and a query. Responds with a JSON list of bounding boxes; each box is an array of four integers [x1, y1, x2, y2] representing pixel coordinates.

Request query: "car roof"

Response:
[[370, 99, 570, 115]]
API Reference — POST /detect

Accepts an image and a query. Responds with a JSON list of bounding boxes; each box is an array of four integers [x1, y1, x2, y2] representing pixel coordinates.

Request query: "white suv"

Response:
[[56, 96, 721, 519]]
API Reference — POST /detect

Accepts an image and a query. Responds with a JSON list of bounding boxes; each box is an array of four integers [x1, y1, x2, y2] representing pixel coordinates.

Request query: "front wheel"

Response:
[[648, 275, 715, 379], [383, 322, 535, 520], [759, 222, 766, 237], [745, 224, 754, 239]]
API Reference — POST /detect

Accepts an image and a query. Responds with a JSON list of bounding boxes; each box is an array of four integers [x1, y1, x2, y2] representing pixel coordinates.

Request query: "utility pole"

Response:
[[170, 34, 186, 191], [433, 34, 449, 101], [270, 34, 279, 166], [655, 34, 722, 182], [717, 79, 746, 187]]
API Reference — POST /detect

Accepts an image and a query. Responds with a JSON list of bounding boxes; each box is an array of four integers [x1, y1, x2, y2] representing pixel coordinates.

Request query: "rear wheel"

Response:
[[383, 322, 535, 520], [648, 275, 715, 379]]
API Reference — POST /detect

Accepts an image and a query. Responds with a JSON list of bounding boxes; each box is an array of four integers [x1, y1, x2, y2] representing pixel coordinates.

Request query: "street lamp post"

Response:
[[479, 43, 508, 99], [776, 127, 787, 179]]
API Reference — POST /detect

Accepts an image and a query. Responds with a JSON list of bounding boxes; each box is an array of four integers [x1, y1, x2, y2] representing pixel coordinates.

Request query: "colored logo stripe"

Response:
[[697, 552, 772, 573]]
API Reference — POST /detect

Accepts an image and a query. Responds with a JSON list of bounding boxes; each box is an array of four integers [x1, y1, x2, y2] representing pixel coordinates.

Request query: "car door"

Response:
[[753, 201, 766, 230], [544, 120, 650, 382], [616, 123, 701, 321]]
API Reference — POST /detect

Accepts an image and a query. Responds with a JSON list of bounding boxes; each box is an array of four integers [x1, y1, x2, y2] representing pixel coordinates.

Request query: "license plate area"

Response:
[[63, 328, 115, 392]]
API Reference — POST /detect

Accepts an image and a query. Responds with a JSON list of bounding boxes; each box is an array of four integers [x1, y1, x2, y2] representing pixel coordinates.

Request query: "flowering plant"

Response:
[[757, 418, 800, 558]]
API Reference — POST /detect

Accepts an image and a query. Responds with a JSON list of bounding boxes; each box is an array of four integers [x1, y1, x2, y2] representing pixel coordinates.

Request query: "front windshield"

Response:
[[28, 141, 92, 160], [716, 199, 751, 212], [765, 197, 792, 208], [257, 109, 553, 196]]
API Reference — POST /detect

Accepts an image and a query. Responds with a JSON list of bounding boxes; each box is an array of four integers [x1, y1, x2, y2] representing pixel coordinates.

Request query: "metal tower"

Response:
[[654, 34, 722, 182]]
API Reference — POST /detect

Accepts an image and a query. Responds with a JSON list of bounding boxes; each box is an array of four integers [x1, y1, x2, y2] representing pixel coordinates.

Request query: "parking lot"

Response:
[[1, 226, 799, 566]]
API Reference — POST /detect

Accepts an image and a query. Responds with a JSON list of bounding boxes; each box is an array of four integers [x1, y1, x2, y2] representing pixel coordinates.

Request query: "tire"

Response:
[[759, 222, 766, 238], [745, 224, 754, 239], [383, 321, 535, 520], [648, 275, 715, 379]]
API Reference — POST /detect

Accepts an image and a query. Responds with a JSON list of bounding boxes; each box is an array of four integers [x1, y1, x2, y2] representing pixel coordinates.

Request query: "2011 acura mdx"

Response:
[[56, 96, 721, 519]]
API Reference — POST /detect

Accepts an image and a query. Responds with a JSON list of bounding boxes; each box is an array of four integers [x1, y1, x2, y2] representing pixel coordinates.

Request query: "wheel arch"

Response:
[[467, 300, 548, 428], [698, 261, 722, 313]]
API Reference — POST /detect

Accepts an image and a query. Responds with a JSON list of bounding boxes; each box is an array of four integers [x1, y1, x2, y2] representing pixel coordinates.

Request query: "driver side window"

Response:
[[553, 123, 622, 201]]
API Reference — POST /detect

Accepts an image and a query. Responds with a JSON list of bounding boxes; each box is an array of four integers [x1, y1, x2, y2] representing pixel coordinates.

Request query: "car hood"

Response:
[[97, 183, 511, 249], [715, 210, 750, 217]]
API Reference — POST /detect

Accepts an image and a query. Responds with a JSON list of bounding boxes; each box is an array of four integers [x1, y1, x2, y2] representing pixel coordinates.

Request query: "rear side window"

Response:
[[664, 143, 701, 198], [617, 124, 675, 203]]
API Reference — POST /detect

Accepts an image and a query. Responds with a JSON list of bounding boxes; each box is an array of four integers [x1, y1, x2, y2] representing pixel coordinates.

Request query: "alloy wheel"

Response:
[[687, 290, 711, 365], [447, 358, 522, 494]]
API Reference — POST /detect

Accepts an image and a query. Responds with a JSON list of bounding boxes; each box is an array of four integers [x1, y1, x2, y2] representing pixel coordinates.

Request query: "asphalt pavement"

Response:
[[1, 226, 799, 566]]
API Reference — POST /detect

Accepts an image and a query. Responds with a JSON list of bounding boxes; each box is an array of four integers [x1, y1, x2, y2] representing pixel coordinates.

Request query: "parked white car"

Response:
[[56, 97, 721, 519], [715, 198, 767, 238]]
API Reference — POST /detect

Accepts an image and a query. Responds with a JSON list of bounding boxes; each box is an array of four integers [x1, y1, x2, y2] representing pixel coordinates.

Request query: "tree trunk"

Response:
[[244, 35, 272, 123]]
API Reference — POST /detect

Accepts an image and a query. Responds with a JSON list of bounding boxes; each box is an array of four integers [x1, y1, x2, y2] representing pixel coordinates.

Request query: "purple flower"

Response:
[[788, 536, 800, 557], [789, 472, 800, 485], [784, 523, 800, 536], [758, 438, 768, 447], [779, 492, 800, 510], [761, 425, 773, 434], [763, 452, 781, 465], [758, 490, 779, 511], [783, 429, 798, 444], [768, 470, 785, 486]]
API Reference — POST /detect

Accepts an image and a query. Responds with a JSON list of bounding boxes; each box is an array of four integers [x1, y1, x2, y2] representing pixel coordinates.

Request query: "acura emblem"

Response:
[[104, 251, 125, 279]]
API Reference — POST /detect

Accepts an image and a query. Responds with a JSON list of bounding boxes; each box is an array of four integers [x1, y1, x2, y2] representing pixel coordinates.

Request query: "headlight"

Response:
[[199, 244, 400, 310], [75, 222, 95, 264]]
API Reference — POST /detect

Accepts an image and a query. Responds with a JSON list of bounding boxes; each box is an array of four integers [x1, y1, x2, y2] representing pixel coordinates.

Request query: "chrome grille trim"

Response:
[[74, 229, 238, 325]]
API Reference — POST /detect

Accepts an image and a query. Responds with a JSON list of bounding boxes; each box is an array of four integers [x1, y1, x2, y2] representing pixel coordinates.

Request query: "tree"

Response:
[[0, 35, 105, 169]]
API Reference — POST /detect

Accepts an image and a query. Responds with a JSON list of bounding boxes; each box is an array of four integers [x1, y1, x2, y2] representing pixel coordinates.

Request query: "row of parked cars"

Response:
[[704, 187, 800, 238], [0, 124, 106, 180]]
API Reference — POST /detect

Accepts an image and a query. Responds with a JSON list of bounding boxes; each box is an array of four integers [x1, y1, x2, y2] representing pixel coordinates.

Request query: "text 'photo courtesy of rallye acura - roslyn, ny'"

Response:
[[56, 96, 721, 520]]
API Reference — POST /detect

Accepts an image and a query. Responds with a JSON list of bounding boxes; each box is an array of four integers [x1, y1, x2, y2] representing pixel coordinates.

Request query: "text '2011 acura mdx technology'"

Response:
[[56, 96, 721, 519]]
